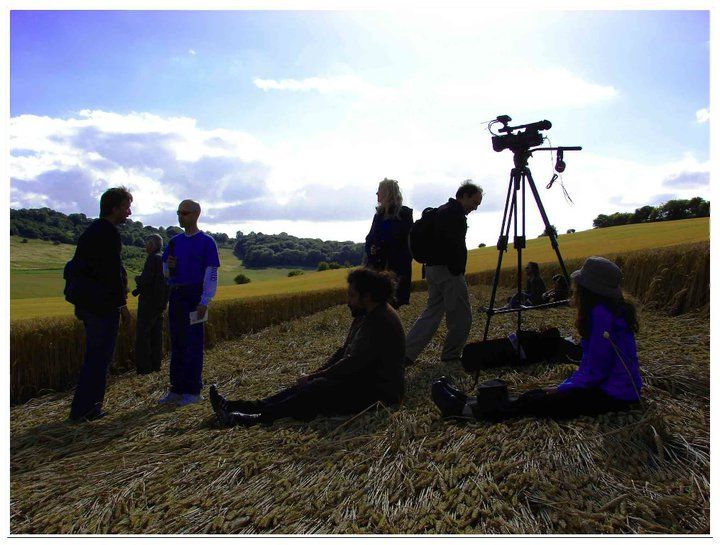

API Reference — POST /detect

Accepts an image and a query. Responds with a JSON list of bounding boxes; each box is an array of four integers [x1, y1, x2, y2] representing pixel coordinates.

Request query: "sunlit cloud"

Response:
[[695, 108, 709, 123], [9, 110, 710, 246], [253, 75, 397, 100]]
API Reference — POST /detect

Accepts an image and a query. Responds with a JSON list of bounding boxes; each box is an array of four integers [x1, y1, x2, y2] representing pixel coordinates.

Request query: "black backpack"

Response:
[[409, 207, 439, 263], [63, 256, 105, 309]]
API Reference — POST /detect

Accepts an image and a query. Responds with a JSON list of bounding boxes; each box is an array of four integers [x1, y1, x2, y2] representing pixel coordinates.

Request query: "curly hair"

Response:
[[347, 267, 397, 304]]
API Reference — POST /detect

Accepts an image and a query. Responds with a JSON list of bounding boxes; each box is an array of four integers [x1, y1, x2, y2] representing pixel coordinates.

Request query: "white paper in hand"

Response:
[[189, 310, 209, 325]]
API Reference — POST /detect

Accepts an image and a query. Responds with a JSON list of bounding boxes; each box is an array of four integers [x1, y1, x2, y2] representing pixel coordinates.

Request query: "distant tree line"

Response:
[[233, 231, 364, 269], [593, 197, 709, 229], [10, 207, 235, 249], [10, 207, 365, 270]]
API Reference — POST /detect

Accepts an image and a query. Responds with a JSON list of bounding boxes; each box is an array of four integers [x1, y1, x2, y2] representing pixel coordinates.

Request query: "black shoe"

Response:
[[209, 384, 227, 414], [435, 376, 468, 404], [431, 379, 466, 418], [216, 407, 262, 428]]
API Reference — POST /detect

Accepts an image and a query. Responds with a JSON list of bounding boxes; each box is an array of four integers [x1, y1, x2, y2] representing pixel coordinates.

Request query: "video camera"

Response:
[[490, 115, 552, 154]]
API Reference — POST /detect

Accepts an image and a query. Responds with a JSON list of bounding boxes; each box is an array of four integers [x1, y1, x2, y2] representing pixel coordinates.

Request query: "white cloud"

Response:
[[695, 108, 710, 123], [188, 49, 197, 56], [434, 68, 618, 109], [253, 75, 397, 100], [256, 67, 617, 117], [10, 110, 274, 219], [9, 109, 710, 246]]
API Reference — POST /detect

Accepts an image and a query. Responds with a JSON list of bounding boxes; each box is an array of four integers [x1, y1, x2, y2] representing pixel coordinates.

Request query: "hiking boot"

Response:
[[158, 391, 182, 405], [431, 379, 467, 418], [209, 384, 227, 414], [216, 407, 262, 428], [177, 393, 203, 407], [435, 376, 468, 404]]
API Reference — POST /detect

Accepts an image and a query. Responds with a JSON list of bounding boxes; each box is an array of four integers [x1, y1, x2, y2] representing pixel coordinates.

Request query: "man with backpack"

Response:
[[65, 186, 133, 421], [405, 180, 483, 366]]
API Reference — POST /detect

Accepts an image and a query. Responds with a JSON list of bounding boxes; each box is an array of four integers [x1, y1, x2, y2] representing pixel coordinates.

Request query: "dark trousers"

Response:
[[237, 378, 388, 423], [135, 302, 164, 374], [169, 284, 204, 395], [477, 387, 638, 422], [70, 307, 120, 419]]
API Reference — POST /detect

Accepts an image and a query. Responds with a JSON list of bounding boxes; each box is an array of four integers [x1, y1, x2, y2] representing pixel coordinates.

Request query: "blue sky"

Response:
[[10, 10, 710, 245]]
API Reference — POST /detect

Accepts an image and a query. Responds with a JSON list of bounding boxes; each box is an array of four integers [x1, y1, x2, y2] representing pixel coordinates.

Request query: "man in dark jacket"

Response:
[[68, 186, 133, 421], [209, 268, 406, 426], [133, 233, 169, 374], [405, 180, 483, 366]]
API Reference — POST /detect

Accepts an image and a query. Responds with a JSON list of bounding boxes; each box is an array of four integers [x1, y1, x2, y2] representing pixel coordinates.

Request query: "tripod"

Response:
[[481, 147, 579, 344]]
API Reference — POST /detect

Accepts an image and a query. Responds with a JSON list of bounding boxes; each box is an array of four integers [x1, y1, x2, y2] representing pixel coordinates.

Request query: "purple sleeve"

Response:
[[206, 236, 221, 267], [557, 306, 615, 391]]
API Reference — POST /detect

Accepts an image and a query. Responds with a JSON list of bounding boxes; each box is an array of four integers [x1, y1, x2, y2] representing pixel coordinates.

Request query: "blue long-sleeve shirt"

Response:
[[557, 303, 642, 401]]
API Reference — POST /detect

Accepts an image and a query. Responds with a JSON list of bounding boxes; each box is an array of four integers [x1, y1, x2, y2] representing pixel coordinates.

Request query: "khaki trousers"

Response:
[[406, 265, 472, 362]]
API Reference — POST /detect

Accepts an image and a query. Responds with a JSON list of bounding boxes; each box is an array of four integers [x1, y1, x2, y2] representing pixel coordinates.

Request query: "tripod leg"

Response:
[[525, 169, 572, 284], [483, 169, 518, 342], [516, 170, 527, 337]]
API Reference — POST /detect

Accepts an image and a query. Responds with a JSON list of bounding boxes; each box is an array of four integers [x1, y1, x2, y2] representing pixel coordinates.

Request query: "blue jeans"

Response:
[[70, 307, 120, 419], [169, 284, 205, 395]]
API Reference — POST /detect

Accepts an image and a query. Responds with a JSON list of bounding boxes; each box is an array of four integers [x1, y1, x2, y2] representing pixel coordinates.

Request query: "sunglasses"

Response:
[[177, 210, 194, 216]]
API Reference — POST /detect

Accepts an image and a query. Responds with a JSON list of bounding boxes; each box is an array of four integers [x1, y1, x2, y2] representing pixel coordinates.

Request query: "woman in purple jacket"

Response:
[[433, 256, 642, 421]]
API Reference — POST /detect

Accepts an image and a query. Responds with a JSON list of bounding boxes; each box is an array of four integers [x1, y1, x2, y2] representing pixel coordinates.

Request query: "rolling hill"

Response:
[[9, 217, 709, 320]]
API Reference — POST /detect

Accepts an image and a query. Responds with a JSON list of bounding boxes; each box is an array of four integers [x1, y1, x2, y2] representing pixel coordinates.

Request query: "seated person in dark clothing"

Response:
[[542, 274, 570, 303], [507, 261, 547, 308], [434, 256, 642, 422], [209, 268, 406, 427]]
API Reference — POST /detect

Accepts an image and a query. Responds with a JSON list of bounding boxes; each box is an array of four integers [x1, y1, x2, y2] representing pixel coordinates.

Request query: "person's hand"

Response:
[[167, 255, 177, 268], [195, 304, 207, 321], [120, 306, 131, 323]]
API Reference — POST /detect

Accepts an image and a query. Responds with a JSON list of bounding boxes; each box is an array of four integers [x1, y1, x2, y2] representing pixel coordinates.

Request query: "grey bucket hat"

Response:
[[570, 256, 623, 299]]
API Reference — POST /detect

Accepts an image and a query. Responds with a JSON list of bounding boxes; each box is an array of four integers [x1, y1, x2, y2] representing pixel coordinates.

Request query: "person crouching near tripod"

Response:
[[432, 256, 642, 421]]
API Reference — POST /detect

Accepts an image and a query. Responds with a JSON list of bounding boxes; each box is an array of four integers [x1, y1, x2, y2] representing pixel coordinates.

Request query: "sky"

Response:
[[9, 9, 711, 247]]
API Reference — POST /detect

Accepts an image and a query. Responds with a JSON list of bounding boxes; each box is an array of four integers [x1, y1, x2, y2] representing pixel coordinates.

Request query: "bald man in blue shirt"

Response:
[[159, 199, 221, 407]]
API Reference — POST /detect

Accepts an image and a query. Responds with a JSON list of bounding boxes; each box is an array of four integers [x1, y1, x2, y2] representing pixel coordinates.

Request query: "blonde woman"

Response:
[[365, 178, 414, 307]]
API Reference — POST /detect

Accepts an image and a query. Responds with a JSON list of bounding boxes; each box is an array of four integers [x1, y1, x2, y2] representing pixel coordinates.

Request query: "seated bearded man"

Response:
[[209, 268, 406, 426]]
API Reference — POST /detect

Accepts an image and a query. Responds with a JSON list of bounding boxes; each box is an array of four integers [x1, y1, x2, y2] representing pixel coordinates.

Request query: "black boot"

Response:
[[431, 378, 467, 418]]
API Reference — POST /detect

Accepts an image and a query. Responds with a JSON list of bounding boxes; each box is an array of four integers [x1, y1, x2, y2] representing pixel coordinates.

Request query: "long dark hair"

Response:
[[573, 283, 639, 339]]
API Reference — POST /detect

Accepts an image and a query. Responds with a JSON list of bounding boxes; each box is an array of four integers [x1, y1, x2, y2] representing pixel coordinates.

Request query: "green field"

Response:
[[10, 237, 317, 301], [9, 217, 709, 321]]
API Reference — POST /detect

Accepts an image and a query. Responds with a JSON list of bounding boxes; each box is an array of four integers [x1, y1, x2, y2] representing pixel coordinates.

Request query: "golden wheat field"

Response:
[[9, 217, 709, 321], [11, 241, 708, 405], [10, 283, 709, 534]]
